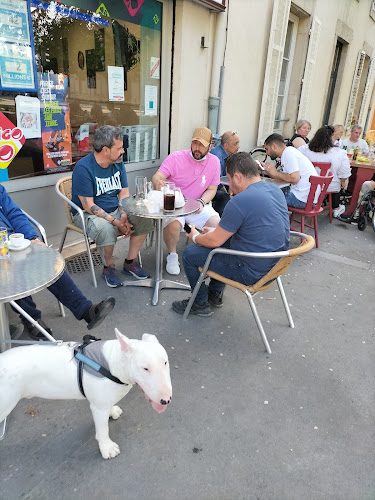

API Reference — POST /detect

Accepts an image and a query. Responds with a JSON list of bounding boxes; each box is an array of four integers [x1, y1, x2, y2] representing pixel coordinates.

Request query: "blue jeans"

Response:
[[182, 242, 260, 305], [282, 187, 306, 209], [15, 271, 92, 321]]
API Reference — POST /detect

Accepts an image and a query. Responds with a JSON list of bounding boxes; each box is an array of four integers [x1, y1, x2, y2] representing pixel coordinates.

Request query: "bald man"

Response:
[[211, 131, 240, 215]]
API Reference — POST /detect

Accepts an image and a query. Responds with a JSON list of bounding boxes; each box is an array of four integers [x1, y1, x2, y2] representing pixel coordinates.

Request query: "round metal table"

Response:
[[0, 243, 65, 353], [120, 197, 200, 305], [0, 243, 64, 439]]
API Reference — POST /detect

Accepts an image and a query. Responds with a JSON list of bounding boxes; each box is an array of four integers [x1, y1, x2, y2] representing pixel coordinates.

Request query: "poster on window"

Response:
[[145, 85, 157, 116], [108, 66, 124, 101], [38, 72, 72, 169], [123, 125, 157, 163], [0, 0, 37, 91], [0, 110, 25, 181], [15, 95, 41, 139]]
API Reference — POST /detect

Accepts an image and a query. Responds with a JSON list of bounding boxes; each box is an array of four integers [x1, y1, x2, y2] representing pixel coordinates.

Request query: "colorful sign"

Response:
[[0, 110, 25, 181], [0, 0, 38, 91], [38, 72, 72, 170]]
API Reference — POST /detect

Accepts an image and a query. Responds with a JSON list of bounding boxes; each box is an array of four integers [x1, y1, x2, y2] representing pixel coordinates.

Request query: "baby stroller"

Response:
[[355, 189, 375, 232]]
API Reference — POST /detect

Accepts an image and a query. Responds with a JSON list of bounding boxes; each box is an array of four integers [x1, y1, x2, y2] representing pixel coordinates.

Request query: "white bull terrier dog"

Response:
[[0, 328, 172, 459]]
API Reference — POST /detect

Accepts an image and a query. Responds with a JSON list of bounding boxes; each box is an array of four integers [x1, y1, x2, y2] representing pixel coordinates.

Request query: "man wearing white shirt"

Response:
[[342, 125, 369, 154], [263, 133, 318, 208]]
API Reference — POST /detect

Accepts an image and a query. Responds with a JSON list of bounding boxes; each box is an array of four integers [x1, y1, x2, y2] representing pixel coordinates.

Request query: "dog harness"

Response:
[[74, 335, 127, 397]]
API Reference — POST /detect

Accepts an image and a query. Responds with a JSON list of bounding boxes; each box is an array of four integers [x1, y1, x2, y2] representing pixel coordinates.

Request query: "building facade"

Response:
[[1, 0, 374, 238]]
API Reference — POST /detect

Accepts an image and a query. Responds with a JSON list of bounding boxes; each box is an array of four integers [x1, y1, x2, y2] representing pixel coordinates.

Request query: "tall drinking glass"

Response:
[[163, 182, 176, 212], [135, 176, 147, 203], [0, 227, 9, 259]]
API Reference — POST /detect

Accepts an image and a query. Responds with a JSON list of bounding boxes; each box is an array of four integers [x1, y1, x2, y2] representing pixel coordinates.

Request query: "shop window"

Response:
[[0, 0, 162, 180]]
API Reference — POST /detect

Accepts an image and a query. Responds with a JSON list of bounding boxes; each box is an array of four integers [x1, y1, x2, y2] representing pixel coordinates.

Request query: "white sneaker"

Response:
[[166, 253, 180, 275], [333, 204, 346, 218]]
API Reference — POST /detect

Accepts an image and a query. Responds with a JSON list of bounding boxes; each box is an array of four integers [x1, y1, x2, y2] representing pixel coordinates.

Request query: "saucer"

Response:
[[8, 239, 31, 251]]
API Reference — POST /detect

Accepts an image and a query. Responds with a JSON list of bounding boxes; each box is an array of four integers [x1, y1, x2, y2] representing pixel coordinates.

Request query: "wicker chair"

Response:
[[182, 232, 315, 354], [55, 176, 99, 287]]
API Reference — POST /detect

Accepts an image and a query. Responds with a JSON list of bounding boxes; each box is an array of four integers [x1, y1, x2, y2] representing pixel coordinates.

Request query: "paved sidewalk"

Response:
[[1, 216, 374, 500]]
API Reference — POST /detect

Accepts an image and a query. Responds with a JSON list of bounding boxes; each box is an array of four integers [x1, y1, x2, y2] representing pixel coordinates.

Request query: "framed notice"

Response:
[[0, 0, 37, 91]]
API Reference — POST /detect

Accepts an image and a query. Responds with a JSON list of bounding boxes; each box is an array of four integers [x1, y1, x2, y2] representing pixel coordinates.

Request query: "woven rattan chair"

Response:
[[55, 176, 99, 288], [182, 231, 315, 354]]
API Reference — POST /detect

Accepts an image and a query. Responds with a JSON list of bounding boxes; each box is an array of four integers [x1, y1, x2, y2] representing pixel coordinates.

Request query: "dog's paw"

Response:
[[99, 439, 121, 459], [110, 405, 123, 420]]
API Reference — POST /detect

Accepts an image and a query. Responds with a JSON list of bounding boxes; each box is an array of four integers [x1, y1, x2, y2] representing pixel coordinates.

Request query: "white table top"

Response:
[[120, 197, 200, 219], [0, 244, 65, 303]]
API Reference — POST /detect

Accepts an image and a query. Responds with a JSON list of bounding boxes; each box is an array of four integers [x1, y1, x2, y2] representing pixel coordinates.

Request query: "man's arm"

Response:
[[0, 186, 37, 239], [152, 170, 167, 190], [200, 185, 218, 204], [187, 225, 233, 248], [264, 163, 300, 184], [78, 195, 132, 236]]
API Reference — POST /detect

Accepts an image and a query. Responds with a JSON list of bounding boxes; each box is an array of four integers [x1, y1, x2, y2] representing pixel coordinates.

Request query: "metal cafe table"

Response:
[[120, 197, 200, 306], [0, 243, 65, 438]]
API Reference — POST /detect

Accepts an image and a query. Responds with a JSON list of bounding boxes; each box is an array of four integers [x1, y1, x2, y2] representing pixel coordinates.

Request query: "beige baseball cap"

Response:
[[191, 127, 213, 147]]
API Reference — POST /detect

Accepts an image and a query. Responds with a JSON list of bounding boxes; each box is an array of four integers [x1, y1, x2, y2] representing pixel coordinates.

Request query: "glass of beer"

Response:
[[163, 182, 176, 212], [347, 148, 353, 160], [0, 227, 9, 259]]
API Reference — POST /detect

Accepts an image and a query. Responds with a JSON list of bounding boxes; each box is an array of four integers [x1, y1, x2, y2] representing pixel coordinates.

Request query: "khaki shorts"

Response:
[[73, 206, 154, 247]]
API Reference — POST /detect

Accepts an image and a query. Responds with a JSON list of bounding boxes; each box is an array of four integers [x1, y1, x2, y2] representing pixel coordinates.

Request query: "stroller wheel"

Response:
[[358, 216, 367, 231]]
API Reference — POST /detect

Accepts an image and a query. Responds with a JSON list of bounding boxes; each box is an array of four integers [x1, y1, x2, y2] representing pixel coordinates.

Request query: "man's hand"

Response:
[[186, 225, 199, 241], [114, 213, 134, 237], [201, 226, 215, 235], [31, 239, 45, 246], [264, 162, 278, 178]]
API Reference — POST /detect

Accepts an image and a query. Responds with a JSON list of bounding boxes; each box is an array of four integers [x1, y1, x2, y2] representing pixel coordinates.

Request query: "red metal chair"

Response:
[[288, 174, 333, 248], [312, 162, 335, 223]]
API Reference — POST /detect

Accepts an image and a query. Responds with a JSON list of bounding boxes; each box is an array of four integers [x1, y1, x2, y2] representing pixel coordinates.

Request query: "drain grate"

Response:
[[66, 250, 102, 274]]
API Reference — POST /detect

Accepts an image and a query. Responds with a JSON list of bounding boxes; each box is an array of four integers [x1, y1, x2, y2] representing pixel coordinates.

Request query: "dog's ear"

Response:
[[115, 328, 133, 351], [142, 333, 160, 344]]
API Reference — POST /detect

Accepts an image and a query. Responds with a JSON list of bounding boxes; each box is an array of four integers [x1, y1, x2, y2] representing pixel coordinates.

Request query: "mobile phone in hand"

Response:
[[184, 223, 201, 234]]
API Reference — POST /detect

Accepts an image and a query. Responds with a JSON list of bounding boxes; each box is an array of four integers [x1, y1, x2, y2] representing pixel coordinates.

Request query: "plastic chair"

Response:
[[312, 162, 335, 223], [182, 231, 315, 354], [288, 174, 333, 248], [55, 176, 98, 288]]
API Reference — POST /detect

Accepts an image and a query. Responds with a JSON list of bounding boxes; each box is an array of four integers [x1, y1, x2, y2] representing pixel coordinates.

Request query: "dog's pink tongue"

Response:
[[151, 401, 168, 414]]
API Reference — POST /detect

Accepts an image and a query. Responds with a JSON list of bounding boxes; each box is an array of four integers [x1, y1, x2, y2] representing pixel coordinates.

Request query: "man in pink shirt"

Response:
[[152, 127, 220, 275]]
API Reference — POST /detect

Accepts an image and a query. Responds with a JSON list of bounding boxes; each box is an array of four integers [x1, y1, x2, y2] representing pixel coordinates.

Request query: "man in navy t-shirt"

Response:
[[72, 126, 153, 287], [172, 152, 290, 317]]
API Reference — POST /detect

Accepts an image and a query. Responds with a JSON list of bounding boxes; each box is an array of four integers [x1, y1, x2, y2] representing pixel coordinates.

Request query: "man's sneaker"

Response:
[[337, 214, 359, 224], [102, 267, 123, 287], [166, 253, 180, 275], [10, 323, 24, 340], [208, 289, 224, 308], [333, 204, 346, 218], [122, 260, 150, 280], [172, 298, 213, 317]]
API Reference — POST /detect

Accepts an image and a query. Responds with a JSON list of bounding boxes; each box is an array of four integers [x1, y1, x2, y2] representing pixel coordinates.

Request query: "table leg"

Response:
[[123, 218, 190, 305], [0, 302, 11, 439], [343, 167, 375, 215]]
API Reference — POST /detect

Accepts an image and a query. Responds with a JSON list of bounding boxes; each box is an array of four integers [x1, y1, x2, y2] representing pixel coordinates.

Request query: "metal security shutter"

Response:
[[257, 0, 291, 146], [298, 17, 321, 120], [358, 57, 374, 126], [344, 51, 366, 131]]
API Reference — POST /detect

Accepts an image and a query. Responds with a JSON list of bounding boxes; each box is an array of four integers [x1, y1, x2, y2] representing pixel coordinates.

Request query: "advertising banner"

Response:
[[0, 110, 25, 181], [38, 72, 72, 169]]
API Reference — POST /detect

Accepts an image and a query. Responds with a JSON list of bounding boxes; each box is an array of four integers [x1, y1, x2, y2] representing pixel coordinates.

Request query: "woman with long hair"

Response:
[[299, 125, 351, 218]]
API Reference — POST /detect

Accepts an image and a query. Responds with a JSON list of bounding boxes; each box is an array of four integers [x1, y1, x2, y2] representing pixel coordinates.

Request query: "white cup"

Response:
[[9, 233, 25, 248]]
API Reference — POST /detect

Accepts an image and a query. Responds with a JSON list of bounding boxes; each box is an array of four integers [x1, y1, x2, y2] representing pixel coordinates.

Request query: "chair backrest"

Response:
[[304, 174, 333, 213], [312, 161, 331, 176], [56, 176, 74, 224], [249, 234, 315, 293]]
